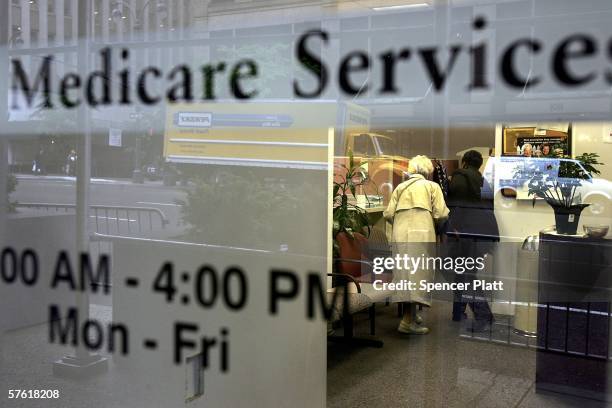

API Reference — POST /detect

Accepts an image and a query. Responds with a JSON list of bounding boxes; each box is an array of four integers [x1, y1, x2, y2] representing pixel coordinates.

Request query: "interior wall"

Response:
[[494, 121, 612, 242], [572, 122, 612, 180], [376, 126, 496, 160], [491, 121, 612, 315], [371, 122, 610, 316]]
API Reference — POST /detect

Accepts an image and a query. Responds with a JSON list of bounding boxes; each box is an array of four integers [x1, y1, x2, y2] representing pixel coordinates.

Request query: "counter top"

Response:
[[348, 205, 386, 213], [540, 230, 611, 243]]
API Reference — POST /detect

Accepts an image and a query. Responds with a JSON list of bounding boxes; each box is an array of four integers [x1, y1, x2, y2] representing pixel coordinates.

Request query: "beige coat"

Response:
[[383, 174, 449, 305]]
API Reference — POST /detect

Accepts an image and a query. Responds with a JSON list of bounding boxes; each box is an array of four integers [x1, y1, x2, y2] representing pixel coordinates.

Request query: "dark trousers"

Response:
[[449, 235, 494, 322], [453, 271, 493, 321]]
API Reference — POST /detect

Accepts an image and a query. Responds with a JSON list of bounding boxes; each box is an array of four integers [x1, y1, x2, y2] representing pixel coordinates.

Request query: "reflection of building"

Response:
[[193, 0, 612, 159], [9, 0, 191, 49], [7, 0, 192, 176], [7, 0, 612, 178]]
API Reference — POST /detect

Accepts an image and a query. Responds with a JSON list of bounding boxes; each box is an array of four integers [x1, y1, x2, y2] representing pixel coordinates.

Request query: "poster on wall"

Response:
[[516, 136, 567, 157], [502, 123, 571, 157], [108, 127, 122, 147]]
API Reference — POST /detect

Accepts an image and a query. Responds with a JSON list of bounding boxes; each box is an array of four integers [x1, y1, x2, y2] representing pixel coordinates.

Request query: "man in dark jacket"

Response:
[[446, 150, 498, 332]]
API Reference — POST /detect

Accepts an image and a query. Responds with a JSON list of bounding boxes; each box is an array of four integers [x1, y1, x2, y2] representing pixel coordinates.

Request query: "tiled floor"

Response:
[[1, 302, 610, 407], [327, 301, 611, 408]]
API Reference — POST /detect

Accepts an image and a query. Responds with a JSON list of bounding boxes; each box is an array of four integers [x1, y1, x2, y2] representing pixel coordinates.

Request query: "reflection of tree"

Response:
[[32, 102, 78, 174], [134, 106, 165, 167], [217, 43, 293, 98], [178, 171, 322, 253], [34, 100, 166, 174], [33, 105, 78, 130]]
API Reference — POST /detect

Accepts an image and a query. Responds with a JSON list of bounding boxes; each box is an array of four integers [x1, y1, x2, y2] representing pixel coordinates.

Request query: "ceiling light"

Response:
[[372, 3, 429, 11]]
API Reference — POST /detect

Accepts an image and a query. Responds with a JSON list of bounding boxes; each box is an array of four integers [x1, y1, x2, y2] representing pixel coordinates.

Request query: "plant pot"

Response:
[[335, 232, 368, 278], [551, 204, 589, 235]]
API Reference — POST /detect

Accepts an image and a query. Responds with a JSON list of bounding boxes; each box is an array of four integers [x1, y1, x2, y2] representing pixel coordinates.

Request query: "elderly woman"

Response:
[[384, 155, 449, 335]]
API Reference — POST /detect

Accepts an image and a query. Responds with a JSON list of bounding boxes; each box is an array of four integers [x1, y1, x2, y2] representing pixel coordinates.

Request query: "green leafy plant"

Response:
[[565, 153, 603, 177], [523, 153, 604, 208], [332, 151, 372, 257], [217, 43, 293, 98]]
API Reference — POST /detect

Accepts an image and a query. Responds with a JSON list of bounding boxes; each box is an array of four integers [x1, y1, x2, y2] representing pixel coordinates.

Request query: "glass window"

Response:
[[2, 2, 612, 408], [352, 134, 375, 156]]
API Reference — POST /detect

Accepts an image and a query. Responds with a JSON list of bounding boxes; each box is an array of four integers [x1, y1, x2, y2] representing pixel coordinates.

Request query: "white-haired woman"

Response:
[[384, 155, 449, 334]]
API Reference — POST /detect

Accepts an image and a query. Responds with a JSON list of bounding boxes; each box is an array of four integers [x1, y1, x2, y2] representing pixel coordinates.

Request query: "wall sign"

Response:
[[502, 123, 571, 156], [108, 127, 122, 147]]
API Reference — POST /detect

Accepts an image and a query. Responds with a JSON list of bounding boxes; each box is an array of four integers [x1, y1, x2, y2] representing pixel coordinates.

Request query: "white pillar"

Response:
[[55, 0, 65, 77], [55, 0, 64, 45], [20, 0, 31, 46], [102, 0, 110, 42], [119, 1, 127, 41], [38, 0, 48, 48], [142, 0, 149, 66], [71, 0, 77, 44], [178, 0, 185, 38], [129, 0, 136, 40], [177, 0, 185, 63], [19, 0, 31, 70], [8, 0, 13, 42]]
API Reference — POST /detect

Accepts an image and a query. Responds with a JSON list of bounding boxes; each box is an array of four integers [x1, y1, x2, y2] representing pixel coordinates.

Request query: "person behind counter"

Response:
[[383, 155, 449, 335], [446, 150, 498, 332], [540, 143, 552, 157], [521, 143, 533, 157]]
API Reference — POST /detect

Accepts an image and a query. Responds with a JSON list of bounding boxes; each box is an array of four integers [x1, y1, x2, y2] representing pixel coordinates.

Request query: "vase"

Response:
[[551, 204, 589, 235]]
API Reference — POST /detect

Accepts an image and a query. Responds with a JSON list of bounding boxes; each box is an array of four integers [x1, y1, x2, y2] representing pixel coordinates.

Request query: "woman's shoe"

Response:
[[414, 314, 423, 325], [398, 320, 429, 335]]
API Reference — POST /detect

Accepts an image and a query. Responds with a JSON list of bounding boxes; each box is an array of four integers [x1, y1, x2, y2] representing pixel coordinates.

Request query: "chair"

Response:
[[327, 231, 394, 348]]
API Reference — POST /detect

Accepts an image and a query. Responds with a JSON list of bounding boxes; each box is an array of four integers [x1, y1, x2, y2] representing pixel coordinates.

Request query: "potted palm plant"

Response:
[[524, 153, 603, 235], [333, 152, 373, 277]]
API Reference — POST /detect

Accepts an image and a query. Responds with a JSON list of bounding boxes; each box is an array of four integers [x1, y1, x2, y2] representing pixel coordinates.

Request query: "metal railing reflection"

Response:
[[15, 202, 168, 237]]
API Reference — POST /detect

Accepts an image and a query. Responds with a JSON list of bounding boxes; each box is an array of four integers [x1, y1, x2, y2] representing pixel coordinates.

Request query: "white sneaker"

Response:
[[398, 320, 429, 335], [414, 314, 423, 325]]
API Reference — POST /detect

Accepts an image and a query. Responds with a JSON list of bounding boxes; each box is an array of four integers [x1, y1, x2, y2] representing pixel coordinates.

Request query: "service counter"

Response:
[[536, 231, 612, 401], [349, 205, 387, 237]]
